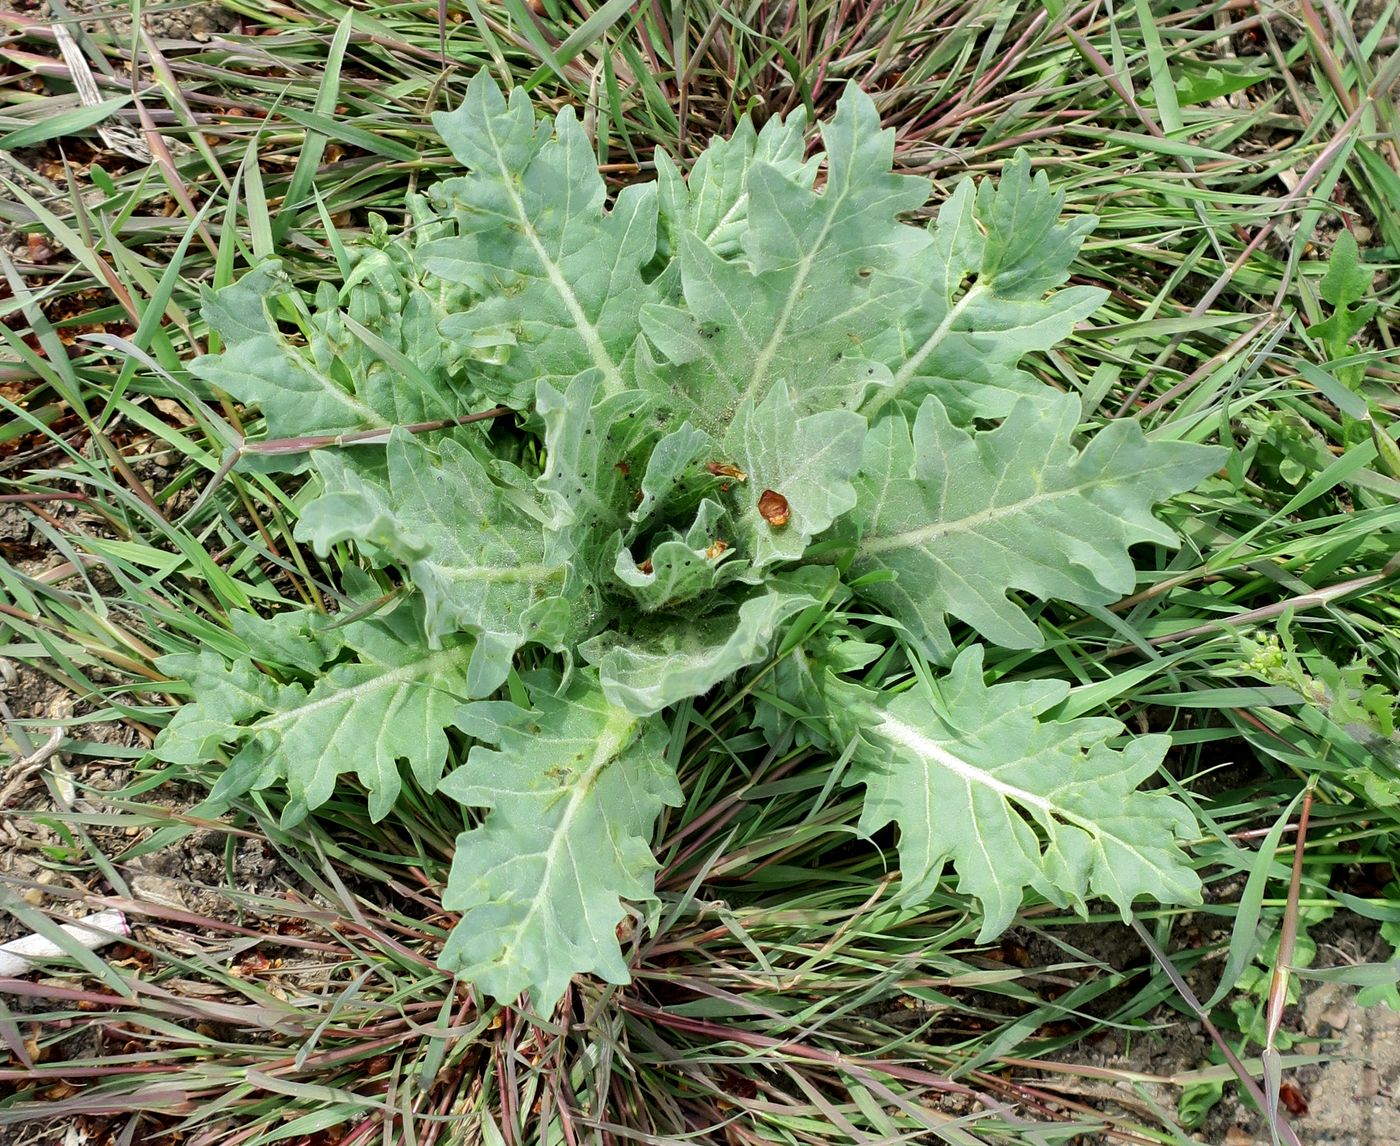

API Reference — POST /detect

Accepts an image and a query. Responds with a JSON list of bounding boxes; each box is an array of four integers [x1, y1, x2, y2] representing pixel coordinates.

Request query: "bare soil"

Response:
[[1050, 918, 1400, 1144]]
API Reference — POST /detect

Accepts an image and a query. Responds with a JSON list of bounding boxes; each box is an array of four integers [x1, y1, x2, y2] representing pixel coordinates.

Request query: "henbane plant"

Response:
[[155, 74, 1225, 1010]]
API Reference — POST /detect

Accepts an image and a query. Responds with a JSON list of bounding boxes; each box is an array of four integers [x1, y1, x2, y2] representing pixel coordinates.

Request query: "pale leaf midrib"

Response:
[[494, 705, 640, 974], [483, 113, 624, 391], [740, 188, 842, 409], [862, 281, 987, 420], [874, 711, 1101, 839], [255, 643, 468, 733], [270, 350, 390, 430], [427, 560, 561, 587], [855, 468, 1127, 559]]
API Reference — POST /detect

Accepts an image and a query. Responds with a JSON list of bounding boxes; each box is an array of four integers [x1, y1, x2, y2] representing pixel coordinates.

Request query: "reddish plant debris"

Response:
[[706, 460, 747, 481], [758, 489, 790, 527], [25, 232, 55, 264], [1279, 1080, 1309, 1116]]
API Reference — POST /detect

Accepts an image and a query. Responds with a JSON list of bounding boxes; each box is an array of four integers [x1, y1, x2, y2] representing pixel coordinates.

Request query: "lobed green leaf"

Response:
[[439, 670, 679, 1009], [846, 646, 1203, 938], [423, 73, 660, 408], [156, 603, 475, 824], [850, 392, 1225, 659]]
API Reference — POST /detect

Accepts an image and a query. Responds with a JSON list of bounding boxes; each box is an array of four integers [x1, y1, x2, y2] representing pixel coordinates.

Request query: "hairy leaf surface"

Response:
[[422, 74, 659, 407], [439, 671, 679, 1008], [847, 646, 1202, 938], [851, 393, 1225, 659], [195, 255, 473, 455], [582, 568, 838, 715], [725, 384, 866, 569], [296, 430, 573, 695], [864, 160, 1108, 422], [656, 107, 816, 259], [537, 371, 656, 537], [156, 604, 474, 824], [638, 84, 930, 437], [612, 498, 747, 612]]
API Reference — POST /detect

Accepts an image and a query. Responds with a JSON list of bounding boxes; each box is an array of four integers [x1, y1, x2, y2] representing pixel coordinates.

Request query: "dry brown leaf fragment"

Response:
[[758, 489, 790, 527], [1278, 1080, 1309, 1116], [26, 233, 54, 264], [638, 558, 654, 575], [706, 461, 747, 481], [705, 539, 729, 560]]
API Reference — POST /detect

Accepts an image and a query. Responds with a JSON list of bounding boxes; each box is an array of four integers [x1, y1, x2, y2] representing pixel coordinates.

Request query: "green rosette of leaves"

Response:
[[156, 73, 1225, 1011]]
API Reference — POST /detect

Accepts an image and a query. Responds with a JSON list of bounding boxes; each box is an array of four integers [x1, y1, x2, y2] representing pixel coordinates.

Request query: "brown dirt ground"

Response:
[[1054, 919, 1400, 1144]]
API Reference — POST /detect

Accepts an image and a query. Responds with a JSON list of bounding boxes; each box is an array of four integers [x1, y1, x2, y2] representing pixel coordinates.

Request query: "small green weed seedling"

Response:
[[156, 74, 1224, 1010]]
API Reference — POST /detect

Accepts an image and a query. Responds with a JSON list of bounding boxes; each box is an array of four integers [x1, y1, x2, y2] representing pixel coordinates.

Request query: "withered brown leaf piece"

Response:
[[26, 233, 55, 265], [706, 461, 748, 481], [758, 489, 790, 528]]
